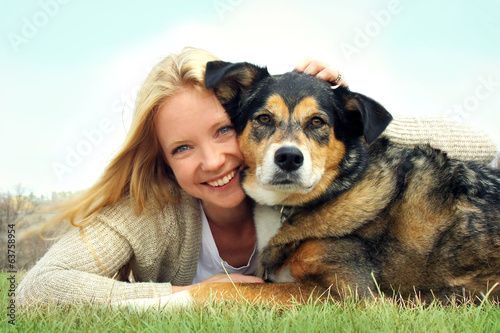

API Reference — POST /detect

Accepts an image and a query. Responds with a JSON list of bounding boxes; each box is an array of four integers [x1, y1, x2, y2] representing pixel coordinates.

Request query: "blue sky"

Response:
[[1, 0, 499, 195]]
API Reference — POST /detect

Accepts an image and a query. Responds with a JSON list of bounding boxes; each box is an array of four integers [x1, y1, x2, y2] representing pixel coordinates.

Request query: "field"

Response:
[[1, 272, 499, 333]]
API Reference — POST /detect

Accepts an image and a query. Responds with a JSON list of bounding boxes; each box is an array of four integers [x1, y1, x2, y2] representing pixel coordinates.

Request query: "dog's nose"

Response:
[[275, 146, 304, 172]]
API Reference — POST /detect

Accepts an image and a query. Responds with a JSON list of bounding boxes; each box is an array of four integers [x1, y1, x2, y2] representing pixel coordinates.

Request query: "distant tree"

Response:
[[0, 185, 74, 271], [0, 185, 39, 232]]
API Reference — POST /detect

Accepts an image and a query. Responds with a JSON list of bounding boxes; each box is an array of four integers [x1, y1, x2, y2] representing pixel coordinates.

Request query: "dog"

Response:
[[190, 61, 500, 305]]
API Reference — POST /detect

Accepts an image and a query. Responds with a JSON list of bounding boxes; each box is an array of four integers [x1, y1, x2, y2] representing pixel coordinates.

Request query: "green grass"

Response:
[[1, 272, 499, 333]]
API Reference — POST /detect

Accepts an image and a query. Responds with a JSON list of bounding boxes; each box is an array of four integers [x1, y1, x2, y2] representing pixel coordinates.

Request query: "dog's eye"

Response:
[[257, 114, 272, 124], [310, 117, 325, 127]]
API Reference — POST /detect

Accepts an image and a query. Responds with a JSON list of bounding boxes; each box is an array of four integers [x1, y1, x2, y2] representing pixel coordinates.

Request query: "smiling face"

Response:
[[155, 87, 246, 209]]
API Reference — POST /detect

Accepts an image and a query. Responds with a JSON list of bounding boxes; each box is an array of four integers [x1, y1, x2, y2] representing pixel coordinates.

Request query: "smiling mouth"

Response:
[[206, 169, 237, 187]]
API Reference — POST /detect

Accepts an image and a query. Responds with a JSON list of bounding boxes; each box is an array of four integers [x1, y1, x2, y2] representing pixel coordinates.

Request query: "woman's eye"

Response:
[[173, 145, 189, 154], [219, 125, 234, 135]]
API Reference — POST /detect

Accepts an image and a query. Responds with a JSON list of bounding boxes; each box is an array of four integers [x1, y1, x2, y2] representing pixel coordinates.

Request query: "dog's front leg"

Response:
[[189, 281, 326, 305], [262, 237, 378, 298], [260, 242, 303, 282]]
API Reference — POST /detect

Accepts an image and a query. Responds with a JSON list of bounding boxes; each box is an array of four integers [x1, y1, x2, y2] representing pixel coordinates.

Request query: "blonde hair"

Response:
[[45, 47, 221, 229]]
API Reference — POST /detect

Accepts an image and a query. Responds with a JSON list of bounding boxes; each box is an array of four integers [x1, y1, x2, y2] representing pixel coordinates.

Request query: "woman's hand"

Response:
[[294, 58, 348, 87], [172, 273, 264, 293]]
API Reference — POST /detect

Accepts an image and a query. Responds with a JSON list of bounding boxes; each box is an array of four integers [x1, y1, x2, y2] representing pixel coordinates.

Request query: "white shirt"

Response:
[[192, 202, 258, 284]]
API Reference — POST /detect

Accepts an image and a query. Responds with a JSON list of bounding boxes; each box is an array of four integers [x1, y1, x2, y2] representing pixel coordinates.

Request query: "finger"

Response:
[[241, 276, 265, 283], [302, 60, 330, 76], [315, 67, 339, 82], [307, 67, 348, 87], [293, 57, 315, 72], [330, 71, 349, 88]]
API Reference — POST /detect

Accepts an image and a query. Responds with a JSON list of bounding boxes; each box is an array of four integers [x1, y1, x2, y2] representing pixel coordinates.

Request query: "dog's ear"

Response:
[[205, 61, 270, 108], [340, 86, 393, 143]]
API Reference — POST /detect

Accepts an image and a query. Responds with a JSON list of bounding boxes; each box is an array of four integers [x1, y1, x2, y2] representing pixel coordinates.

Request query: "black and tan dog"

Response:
[[192, 61, 500, 305]]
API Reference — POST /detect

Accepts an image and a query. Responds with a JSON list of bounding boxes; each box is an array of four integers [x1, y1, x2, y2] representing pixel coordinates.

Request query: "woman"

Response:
[[16, 47, 497, 306]]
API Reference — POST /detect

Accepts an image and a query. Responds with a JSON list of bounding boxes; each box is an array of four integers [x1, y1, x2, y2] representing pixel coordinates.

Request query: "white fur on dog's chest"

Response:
[[253, 205, 295, 283], [253, 205, 282, 252]]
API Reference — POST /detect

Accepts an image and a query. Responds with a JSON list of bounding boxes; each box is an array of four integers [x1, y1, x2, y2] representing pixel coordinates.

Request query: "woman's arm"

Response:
[[16, 220, 172, 306], [383, 115, 498, 164], [16, 192, 263, 307]]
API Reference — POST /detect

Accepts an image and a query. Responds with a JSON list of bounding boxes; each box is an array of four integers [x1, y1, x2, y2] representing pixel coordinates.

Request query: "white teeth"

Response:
[[207, 170, 236, 187]]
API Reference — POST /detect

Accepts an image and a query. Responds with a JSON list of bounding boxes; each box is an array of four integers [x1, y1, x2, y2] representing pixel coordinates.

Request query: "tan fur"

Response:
[[287, 240, 326, 280], [291, 97, 320, 122], [189, 282, 324, 306], [238, 121, 260, 171], [389, 176, 454, 253], [266, 94, 291, 121]]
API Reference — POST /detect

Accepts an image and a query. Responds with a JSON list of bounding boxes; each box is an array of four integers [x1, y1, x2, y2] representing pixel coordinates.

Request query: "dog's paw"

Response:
[[260, 242, 300, 272]]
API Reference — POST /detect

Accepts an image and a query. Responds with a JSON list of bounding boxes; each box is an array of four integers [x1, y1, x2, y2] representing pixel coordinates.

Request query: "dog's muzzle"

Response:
[[248, 143, 320, 204]]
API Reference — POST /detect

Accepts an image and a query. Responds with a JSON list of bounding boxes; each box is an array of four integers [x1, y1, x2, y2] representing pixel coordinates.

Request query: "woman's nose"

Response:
[[200, 142, 225, 171]]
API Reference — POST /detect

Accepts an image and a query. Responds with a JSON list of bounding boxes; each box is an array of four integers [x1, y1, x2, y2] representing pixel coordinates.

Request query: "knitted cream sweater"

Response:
[[16, 116, 498, 306], [16, 189, 202, 305]]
